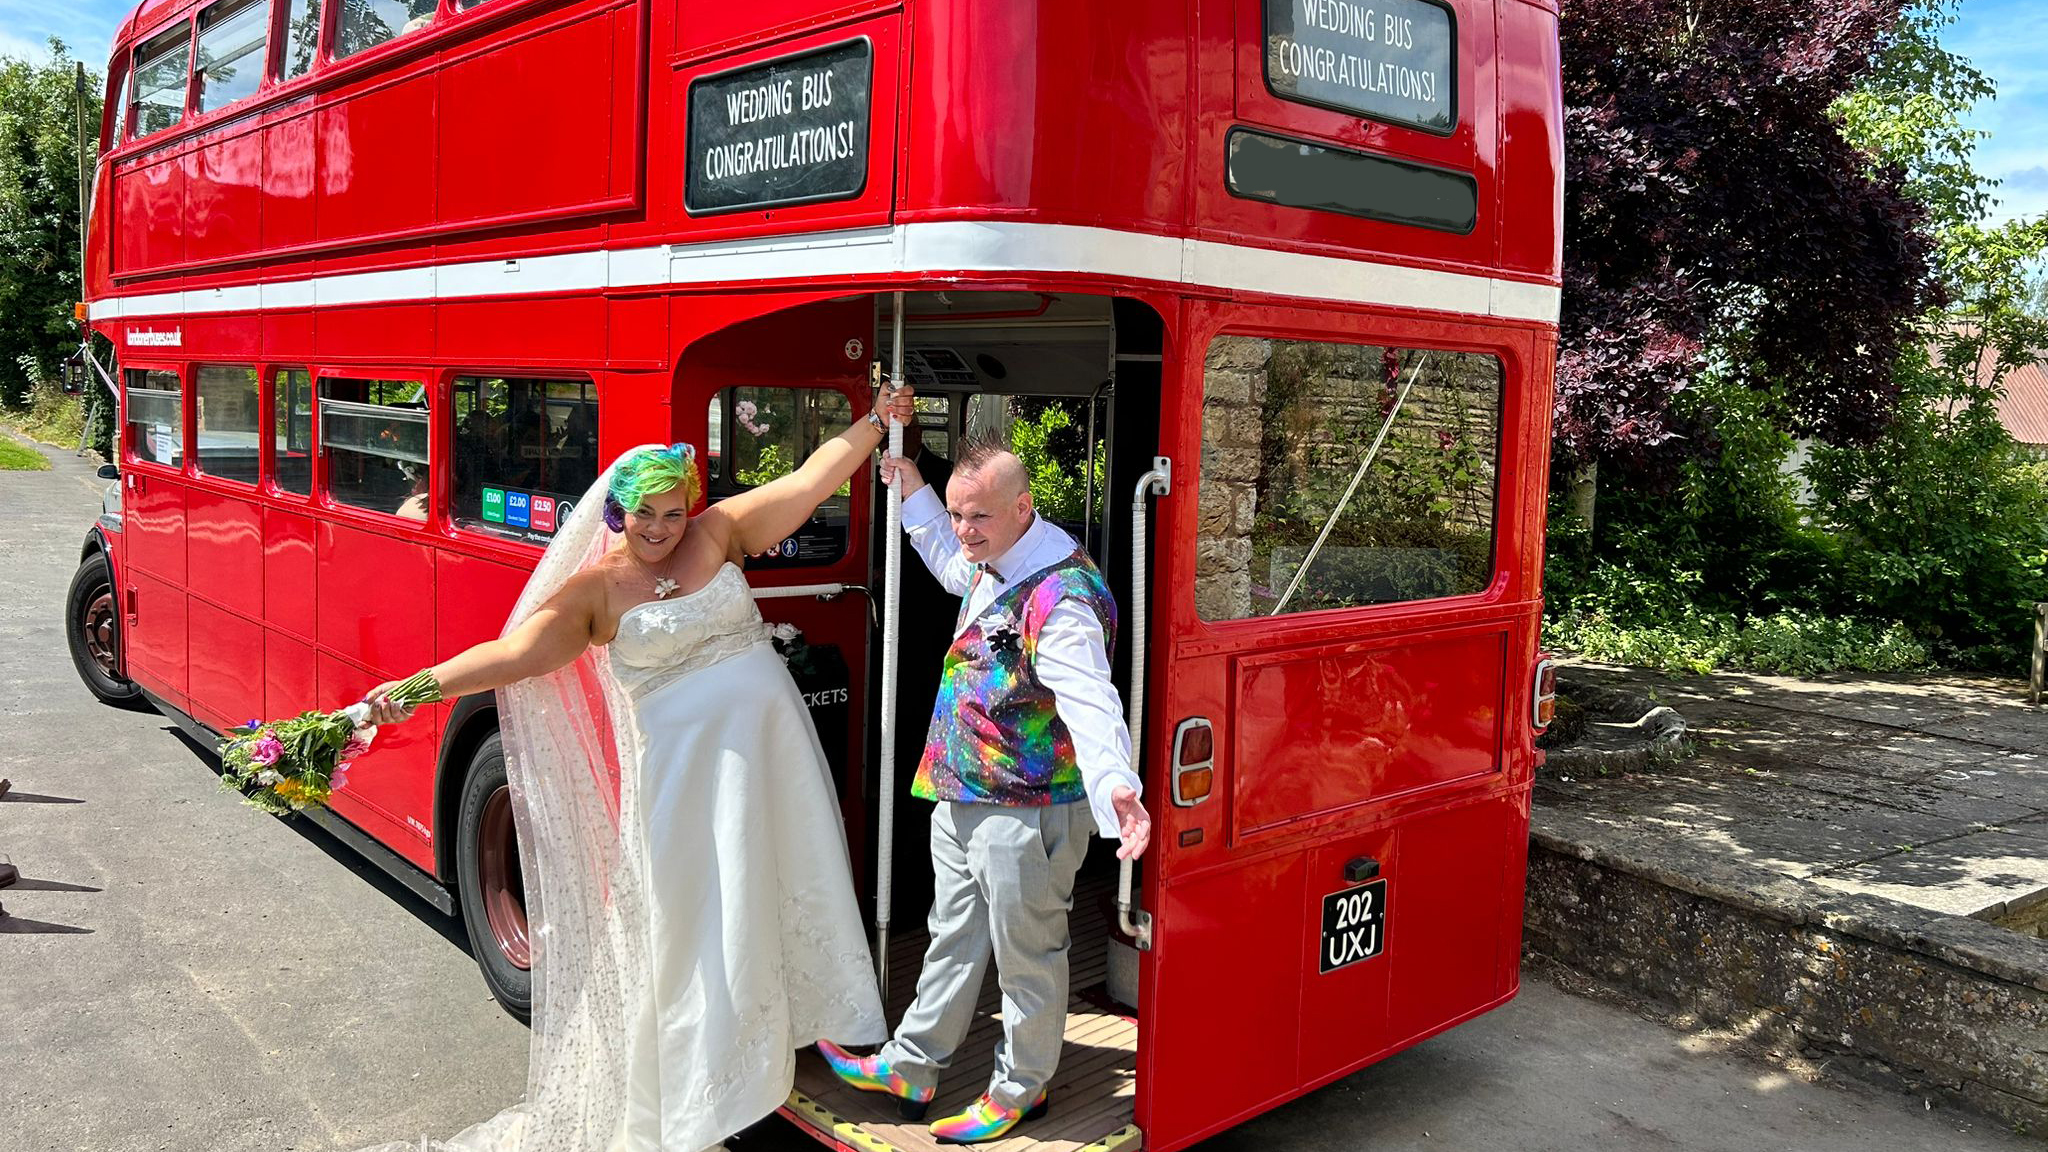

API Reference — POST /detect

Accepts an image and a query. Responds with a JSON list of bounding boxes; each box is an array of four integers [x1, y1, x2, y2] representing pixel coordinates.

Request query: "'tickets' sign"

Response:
[[1264, 0, 1456, 134], [685, 39, 873, 215]]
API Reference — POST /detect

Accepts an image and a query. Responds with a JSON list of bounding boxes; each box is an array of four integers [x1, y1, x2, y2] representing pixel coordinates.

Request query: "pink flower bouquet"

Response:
[[218, 671, 442, 813]]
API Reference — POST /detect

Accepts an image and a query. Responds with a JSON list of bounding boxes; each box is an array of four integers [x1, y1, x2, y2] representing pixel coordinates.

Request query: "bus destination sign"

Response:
[[686, 39, 873, 215], [1265, 0, 1455, 134]]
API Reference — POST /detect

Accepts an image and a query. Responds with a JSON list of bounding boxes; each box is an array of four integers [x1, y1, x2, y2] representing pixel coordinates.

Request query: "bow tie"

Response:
[[976, 562, 1005, 583]]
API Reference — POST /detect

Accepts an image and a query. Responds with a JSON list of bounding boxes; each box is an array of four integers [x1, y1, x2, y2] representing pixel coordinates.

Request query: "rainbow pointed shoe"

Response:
[[929, 1090, 1050, 1145], [816, 1040, 936, 1120]]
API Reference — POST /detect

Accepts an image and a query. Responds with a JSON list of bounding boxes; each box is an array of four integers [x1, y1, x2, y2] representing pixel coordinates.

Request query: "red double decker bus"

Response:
[[67, 0, 1562, 1147]]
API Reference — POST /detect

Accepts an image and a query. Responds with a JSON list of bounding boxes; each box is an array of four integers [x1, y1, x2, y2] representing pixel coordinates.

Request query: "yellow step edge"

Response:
[[782, 1090, 1145, 1152]]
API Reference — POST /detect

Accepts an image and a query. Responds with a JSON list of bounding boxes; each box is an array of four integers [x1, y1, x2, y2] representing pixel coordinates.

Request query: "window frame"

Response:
[[192, 0, 274, 116], [703, 382, 861, 569], [127, 19, 196, 144], [447, 371, 602, 547], [121, 363, 189, 473], [191, 363, 265, 486], [1189, 313, 1519, 632], [264, 364, 317, 500], [314, 368, 436, 527]]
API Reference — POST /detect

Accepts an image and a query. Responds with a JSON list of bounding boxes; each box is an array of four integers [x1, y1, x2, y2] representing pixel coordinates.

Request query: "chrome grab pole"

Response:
[[1118, 458, 1170, 951], [874, 293, 907, 1000]]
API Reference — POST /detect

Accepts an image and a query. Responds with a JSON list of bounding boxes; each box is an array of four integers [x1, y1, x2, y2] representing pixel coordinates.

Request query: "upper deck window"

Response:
[[194, 0, 270, 114], [451, 376, 599, 544], [124, 368, 183, 468], [279, 0, 323, 80], [321, 378, 430, 519], [335, 0, 437, 60], [1196, 334, 1501, 621], [129, 24, 192, 141]]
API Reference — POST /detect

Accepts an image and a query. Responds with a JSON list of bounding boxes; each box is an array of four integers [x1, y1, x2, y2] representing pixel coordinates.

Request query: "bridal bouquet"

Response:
[[219, 671, 443, 814]]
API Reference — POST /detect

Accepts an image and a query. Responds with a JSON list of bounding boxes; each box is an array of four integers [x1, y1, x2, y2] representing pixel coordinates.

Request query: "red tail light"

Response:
[[1531, 655, 1558, 730], [1172, 718, 1214, 807]]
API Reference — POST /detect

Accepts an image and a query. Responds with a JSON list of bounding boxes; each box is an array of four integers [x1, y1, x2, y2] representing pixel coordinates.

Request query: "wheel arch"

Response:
[[434, 691, 502, 884]]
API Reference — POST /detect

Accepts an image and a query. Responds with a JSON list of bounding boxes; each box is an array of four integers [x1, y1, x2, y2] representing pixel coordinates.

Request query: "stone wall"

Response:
[[1527, 842, 2048, 1134]]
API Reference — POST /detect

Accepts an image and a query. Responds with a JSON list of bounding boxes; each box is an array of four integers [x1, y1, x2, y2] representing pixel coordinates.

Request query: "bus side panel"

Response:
[[316, 73, 438, 244], [185, 597, 264, 731], [434, 551, 530, 668], [113, 150, 186, 275], [265, 630, 319, 727], [187, 121, 265, 268], [1494, 1, 1563, 281], [127, 568, 190, 709], [1383, 795, 1512, 1041], [1141, 852, 1306, 1150], [263, 506, 319, 640], [322, 652, 441, 870]]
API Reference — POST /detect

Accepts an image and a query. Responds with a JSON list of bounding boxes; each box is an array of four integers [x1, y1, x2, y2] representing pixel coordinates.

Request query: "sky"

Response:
[[0, 0, 2040, 226]]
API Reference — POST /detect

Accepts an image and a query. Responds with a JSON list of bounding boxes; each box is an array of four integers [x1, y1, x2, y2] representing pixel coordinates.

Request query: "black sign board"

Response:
[[686, 39, 873, 215], [1264, 0, 1456, 134]]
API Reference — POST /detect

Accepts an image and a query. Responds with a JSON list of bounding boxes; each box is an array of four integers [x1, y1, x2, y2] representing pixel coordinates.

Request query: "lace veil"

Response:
[[363, 453, 656, 1151]]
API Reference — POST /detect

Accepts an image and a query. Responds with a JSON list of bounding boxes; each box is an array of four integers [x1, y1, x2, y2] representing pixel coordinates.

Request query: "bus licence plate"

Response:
[[1318, 880, 1386, 974]]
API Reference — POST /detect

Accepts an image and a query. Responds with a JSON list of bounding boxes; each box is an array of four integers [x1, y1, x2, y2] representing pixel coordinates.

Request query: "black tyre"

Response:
[[455, 732, 533, 1021], [65, 553, 146, 709]]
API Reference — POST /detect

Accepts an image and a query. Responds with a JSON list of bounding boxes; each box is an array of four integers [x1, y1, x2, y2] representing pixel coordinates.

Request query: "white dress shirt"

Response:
[[900, 484, 1143, 839]]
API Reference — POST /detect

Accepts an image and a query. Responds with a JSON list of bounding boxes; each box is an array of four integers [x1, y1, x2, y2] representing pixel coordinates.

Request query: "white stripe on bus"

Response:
[[88, 221, 1561, 325]]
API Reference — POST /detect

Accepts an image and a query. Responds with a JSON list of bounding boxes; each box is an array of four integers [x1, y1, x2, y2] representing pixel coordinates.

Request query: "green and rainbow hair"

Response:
[[603, 443, 701, 531]]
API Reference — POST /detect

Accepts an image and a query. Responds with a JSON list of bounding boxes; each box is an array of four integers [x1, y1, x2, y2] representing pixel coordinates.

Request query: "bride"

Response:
[[354, 383, 915, 1151]]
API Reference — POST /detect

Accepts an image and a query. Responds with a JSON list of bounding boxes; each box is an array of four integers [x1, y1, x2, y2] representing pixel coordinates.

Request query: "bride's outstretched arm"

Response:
[[361, 578, 601, 723], [705, 382, 914, 557]]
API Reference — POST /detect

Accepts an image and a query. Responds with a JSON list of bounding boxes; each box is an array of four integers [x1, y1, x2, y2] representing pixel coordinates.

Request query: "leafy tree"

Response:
[[0, 39, 98, 407], [1558, 0, 1940, 474]]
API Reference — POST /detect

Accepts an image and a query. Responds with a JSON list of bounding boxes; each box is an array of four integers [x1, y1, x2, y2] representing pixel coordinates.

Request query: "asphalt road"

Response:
[[2, 431, 2028, 1152]]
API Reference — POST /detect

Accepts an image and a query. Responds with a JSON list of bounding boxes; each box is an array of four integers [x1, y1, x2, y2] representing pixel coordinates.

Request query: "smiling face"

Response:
[[945, 453, 1034, 564], [621, 485, 691, 566]]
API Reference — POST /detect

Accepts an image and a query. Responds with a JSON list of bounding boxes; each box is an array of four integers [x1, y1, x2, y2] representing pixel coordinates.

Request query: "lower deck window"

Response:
[[124, 368, 183, 468], [1196, 335, 1502, 620], [321, 378, 429, 519], [274, 369, 313, 495], [195, 365, 261, 484], [707, 386, 854, 566], [452, 376, 599, 543]]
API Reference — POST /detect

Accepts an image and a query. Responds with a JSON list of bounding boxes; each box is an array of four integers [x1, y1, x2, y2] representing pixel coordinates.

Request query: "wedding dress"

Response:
[[363, 459, 884, 1152]]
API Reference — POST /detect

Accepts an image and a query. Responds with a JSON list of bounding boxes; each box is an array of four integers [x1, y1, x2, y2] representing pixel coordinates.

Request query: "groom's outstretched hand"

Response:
[[879, 454, 928, 496], [1111, 786, 1151, 860]]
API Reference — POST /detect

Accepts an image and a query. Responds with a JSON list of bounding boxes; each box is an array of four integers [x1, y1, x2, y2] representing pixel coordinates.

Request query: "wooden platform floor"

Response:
[[786, 875, 1139, 1152]]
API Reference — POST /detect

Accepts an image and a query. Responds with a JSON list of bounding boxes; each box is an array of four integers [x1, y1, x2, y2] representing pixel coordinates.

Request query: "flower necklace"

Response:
[[631, 545, 682, 599]]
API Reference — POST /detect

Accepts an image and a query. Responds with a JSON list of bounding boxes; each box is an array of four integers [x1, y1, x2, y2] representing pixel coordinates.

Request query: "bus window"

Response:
[[124, 368, 183, 468], [193, 0, 268, 114], [1196, 336, 1502, 620], [195, 365, 261, 484], [278, 0, 323, 81], [320, 378, 429, 520], [107, 61, 130, 147], [335, 0, 436, 59], [273, 368, 313, 494], [129, 23, 192, 141], [707, 386, 854, 565], [452, 376, 599, 543]]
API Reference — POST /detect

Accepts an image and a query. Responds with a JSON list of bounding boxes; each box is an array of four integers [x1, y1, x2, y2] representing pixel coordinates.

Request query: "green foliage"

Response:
[[0, 432, 49, 470], [1547, 609, 1930, 677], [1009, 403, 1105, 523], [0, 41, 98, 408], [734, 442, 792, 488]]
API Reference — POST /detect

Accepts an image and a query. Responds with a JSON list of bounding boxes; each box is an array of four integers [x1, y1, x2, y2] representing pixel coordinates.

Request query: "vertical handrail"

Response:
[[1118, 458, 1169, 950], [874, 294, 907, 1000]]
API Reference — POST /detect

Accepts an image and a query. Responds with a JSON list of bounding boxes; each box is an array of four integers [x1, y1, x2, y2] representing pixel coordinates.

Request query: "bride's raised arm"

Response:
[[702, 382, 914, 558], [361, 575, 605, 723]]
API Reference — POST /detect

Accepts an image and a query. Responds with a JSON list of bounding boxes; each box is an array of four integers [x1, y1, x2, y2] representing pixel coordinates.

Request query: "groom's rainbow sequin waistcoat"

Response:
[[914, 550, 1118, 806]]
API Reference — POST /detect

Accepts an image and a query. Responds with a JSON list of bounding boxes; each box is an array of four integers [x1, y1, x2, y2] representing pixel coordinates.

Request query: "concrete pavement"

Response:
[[2, 428, 2030, 1152]]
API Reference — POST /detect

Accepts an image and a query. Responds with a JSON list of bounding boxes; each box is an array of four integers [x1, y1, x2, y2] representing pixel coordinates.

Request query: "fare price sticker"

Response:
[[1265, 0, 1456, 134]]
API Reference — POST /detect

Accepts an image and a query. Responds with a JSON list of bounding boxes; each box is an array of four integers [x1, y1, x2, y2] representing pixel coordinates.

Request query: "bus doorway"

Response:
[[788, 291, 1164, 1152]]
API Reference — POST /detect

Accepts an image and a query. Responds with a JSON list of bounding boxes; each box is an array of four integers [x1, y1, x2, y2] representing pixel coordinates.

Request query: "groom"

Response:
[[822, 440, 1151, 1144]]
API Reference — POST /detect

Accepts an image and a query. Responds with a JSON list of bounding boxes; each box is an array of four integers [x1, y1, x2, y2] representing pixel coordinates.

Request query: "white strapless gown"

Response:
[[606, 563, 885, 1151]]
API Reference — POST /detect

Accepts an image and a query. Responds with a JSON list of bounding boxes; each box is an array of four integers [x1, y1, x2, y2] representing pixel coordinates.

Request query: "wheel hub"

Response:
[[477, 785, 531, 970], [80, 587, 118, 677]]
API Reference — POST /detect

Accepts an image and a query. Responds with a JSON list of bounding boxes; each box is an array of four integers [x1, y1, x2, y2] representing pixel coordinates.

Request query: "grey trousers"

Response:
[[880, 800, 1093, 1110]]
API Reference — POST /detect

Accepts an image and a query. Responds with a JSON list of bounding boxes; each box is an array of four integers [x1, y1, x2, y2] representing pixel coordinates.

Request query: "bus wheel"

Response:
[[65, 554, 145, 709], [456, 732, 532, 1021]]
